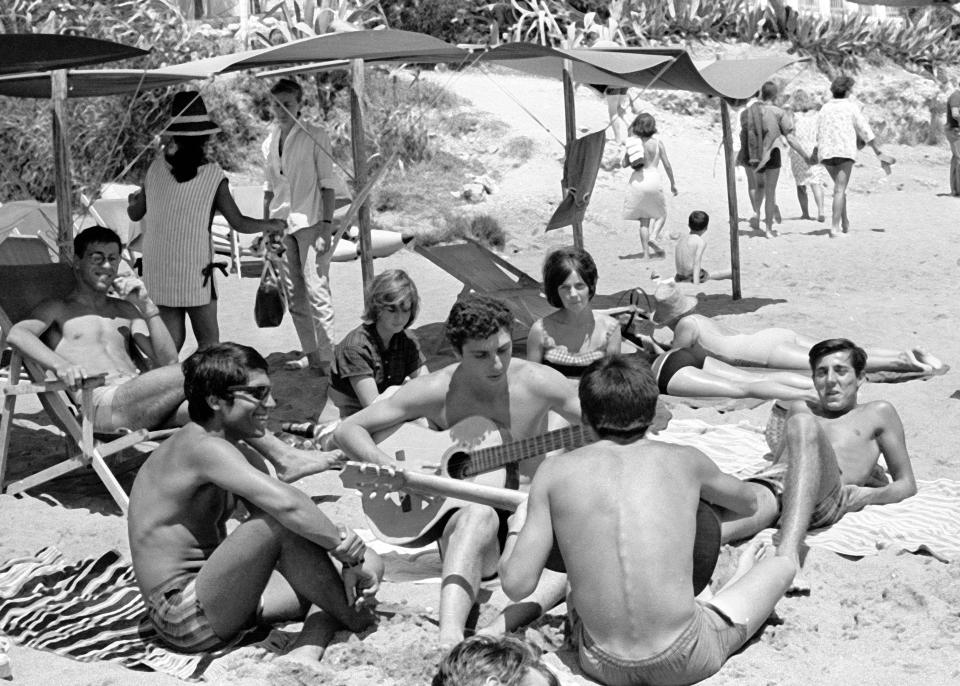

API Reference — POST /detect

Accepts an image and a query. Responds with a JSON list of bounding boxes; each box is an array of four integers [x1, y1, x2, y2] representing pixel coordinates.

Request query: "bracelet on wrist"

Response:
[[142, 309, 161, 319]]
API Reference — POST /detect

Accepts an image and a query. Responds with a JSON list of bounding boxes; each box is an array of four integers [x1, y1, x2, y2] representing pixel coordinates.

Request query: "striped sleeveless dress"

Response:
[[142, 159, 224, 307]]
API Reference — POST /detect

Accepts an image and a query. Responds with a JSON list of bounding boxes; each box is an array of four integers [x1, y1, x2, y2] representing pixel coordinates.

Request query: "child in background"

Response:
[[674, 210, 732, 285]]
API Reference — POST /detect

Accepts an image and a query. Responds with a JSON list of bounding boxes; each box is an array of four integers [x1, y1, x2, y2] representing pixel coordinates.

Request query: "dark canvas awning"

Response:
[[0, 34, 147, 75], [0, 30, 469, 98], [480, 44, 802, 105]]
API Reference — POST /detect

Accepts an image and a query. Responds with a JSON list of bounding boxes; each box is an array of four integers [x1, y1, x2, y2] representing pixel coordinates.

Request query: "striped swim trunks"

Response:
[[144, 573, 224, 653]]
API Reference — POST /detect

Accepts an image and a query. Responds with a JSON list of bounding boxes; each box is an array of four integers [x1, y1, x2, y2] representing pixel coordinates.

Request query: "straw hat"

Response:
[[167, 91, 220, 136], [652, 282, 698, 324]]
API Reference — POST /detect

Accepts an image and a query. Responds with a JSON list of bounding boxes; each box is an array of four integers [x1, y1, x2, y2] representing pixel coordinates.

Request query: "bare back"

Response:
[[674, 233, 705, 278], [544, 440, 706, 657], [128, 424, 237, 594], [43, 294, 142, 376]]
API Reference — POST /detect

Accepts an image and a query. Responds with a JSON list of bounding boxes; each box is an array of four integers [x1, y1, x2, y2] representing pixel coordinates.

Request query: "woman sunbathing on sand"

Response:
[[528, 248, 820, 402], [645, 282, 946, 375]]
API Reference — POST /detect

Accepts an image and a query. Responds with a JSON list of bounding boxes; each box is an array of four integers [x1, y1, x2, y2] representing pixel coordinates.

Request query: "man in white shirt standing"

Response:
[[263, 78, 338, 374]]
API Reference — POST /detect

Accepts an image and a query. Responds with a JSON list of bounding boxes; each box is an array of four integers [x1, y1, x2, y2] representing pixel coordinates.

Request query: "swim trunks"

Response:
[[746, 461, 853, 529], [569, 600, 748, 686], [756, 146, 781, 172], [819, 156, 853, 167], [89, 372, 139, 433], [675, 269, 709, 283], [654, 348, 705, 395], [144, 573, 225, 653]]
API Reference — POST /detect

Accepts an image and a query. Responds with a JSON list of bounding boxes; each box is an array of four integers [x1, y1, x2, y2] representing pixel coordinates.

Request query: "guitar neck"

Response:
[[461, 424, 594, 478], [398, 470, 527, 511]]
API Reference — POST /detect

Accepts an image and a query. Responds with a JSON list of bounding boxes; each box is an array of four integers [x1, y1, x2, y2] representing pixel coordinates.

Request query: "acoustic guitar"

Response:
[[340, 460, 721, 595], [351, 416, 593, 547]]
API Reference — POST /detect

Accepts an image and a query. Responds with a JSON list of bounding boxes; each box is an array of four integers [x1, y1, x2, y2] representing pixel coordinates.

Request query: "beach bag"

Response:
[[254, 258, 285, 328]]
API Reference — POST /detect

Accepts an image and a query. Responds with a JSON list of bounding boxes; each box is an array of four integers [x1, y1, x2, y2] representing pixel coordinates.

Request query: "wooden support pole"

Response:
[[51, 70, 74, 263], [350, 58, 374, 303], [561, 60, 584, 250], [719, 100, 741, 300]]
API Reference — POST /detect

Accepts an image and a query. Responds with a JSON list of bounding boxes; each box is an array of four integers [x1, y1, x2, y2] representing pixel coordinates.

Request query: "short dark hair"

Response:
[[432, 635, 558, 686], [363, 269, 420, 328], [542, 247, 598, 308], [808, 338, 867, 376], [830, 75, 855, 99], [579, 354, 659, 439], [183, 342, 269, 422], [629, 112, 657, 138], [74, 225, 122, 258], [270, 77, 303, 101], [444, 295, 513, 352], [688, 210, 709, 232], [760, 80, 778, 101]]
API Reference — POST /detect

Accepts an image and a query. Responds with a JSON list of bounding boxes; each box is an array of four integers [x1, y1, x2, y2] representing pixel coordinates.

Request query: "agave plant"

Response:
[[246, 0, 385, 46], [508, 0, 570, 45]]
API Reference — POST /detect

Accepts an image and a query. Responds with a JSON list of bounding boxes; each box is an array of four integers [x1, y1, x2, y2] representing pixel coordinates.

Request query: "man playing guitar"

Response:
[[335, 295, 582, 647]]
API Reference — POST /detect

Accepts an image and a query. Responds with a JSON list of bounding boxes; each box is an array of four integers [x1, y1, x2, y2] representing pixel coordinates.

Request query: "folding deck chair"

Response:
[[0, 263, 159, 513], [414, 238, 637, 331]]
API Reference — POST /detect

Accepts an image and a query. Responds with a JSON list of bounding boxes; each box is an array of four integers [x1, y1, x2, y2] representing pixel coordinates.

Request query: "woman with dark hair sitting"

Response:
[[128, 91, 285, 351], [328, 269, 428, 417], [526, 247, 623, 378]]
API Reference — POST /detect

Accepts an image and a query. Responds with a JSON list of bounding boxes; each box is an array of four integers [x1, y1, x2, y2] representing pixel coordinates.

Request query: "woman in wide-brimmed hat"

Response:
[[128, 91, 286, 350]]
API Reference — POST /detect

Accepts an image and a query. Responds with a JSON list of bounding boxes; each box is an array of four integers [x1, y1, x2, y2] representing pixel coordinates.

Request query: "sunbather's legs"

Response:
[[107, 365, 188, 431], [666, 366, 816, 402], [707, 539, 794, 639], [701, 357, 813, 390], [195, 511, 376, 643]]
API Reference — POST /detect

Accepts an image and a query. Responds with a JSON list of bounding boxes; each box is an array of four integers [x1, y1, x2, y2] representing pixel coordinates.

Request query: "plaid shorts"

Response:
[[144, 573, 224, 653]]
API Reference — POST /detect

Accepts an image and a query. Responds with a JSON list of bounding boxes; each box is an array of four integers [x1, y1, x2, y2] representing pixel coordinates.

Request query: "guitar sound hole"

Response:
[[447, 452, 471, 480]]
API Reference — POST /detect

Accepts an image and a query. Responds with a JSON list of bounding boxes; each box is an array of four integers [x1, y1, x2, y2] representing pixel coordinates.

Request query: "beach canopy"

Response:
[[0, 34, 147, 76], [478, 44, 800, 105]]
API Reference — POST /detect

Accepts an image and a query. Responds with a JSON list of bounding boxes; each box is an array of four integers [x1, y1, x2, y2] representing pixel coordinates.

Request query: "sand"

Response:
[[2, 65, 959, 685]]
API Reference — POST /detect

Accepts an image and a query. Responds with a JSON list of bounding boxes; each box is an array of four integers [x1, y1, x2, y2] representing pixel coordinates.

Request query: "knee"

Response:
[[450, 505, 500, 541], [784, 413, 818, 445]]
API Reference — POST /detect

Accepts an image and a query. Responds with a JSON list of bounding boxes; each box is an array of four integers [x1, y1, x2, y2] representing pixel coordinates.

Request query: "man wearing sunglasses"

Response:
[[128, 342, 383, 661], [7, 225, 338, 482]]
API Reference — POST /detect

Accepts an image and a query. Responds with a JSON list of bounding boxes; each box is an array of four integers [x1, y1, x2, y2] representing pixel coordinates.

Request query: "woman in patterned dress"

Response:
[[128, 91, 285, 350]]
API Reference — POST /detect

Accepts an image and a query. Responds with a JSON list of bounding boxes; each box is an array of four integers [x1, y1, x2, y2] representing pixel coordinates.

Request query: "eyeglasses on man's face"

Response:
[[226, 384, 273, 403]]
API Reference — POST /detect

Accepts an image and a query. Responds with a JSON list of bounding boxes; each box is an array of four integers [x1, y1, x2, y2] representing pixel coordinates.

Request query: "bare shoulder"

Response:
[[511, 357, 568, 391], [857, 399, 902, 426]]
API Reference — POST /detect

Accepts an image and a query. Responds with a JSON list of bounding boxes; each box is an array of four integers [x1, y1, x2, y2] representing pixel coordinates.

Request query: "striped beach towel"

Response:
[[656, 419, 960, 562], [0, 548, 213, 681]]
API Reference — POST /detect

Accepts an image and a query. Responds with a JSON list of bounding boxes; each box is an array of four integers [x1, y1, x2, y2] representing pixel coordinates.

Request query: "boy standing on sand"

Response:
[[128, 343, 382, 661], [674, 210, 732, 285], [500, 355, 796, 685]]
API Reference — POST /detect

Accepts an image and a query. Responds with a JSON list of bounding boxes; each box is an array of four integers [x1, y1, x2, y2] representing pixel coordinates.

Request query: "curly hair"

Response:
[[830, 75, 855, 99], [444, 295, 514, 352], [183, 342, 268, 423], [362, 269, 420, 329], [432, 635, 558, 686], [542, 246, 598, 308], [579, 354, 659, 440]]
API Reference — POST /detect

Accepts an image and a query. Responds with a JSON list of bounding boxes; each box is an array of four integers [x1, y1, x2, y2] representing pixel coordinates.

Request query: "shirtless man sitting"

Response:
[[6, 225, 333, 480], [720, 338, 919, 591], [499, 354, 797, 685], [128, 343, 382, 660], [647, 282, 945, 375], [334, 295, 583, 647]]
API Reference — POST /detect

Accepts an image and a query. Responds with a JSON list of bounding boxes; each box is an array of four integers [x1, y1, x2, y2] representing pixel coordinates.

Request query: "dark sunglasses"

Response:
[[226, 385, 272, 402]]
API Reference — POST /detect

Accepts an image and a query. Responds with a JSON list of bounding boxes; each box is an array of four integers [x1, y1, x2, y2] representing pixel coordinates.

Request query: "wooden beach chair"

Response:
[[0, 264, 165, 513]]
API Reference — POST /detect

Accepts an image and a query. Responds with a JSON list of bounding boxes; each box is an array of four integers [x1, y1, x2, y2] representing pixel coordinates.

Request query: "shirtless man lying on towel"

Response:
[[646, 282, 946, 376], [128, 343, 383, 659], [720, 338, 919, 592], [500, 354, 797, 685], [6, 225, 334, 481]]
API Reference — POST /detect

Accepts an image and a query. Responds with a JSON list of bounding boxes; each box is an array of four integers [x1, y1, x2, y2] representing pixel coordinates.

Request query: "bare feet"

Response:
[[817, 214, 825, 223], [903, 347, 948, 375], [800, 213, 812, 220], [729, 537, 771, 587], [284, 355, 330, 375], [773, 205, 782, 224], [275, 446, 345, 482]]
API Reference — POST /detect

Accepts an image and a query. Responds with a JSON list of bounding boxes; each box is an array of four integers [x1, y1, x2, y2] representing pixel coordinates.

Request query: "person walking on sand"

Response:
[[945, 79, 960, 196], [128, 343, 383, 661], [262, 78, 339, 375], [127, 91, 285, 351], [814, 75, 893, 237], [622, 112, 677, 259], [500, 354, 798, 685], [737, 81, 811, 238], [788, 89, 829, 222]]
